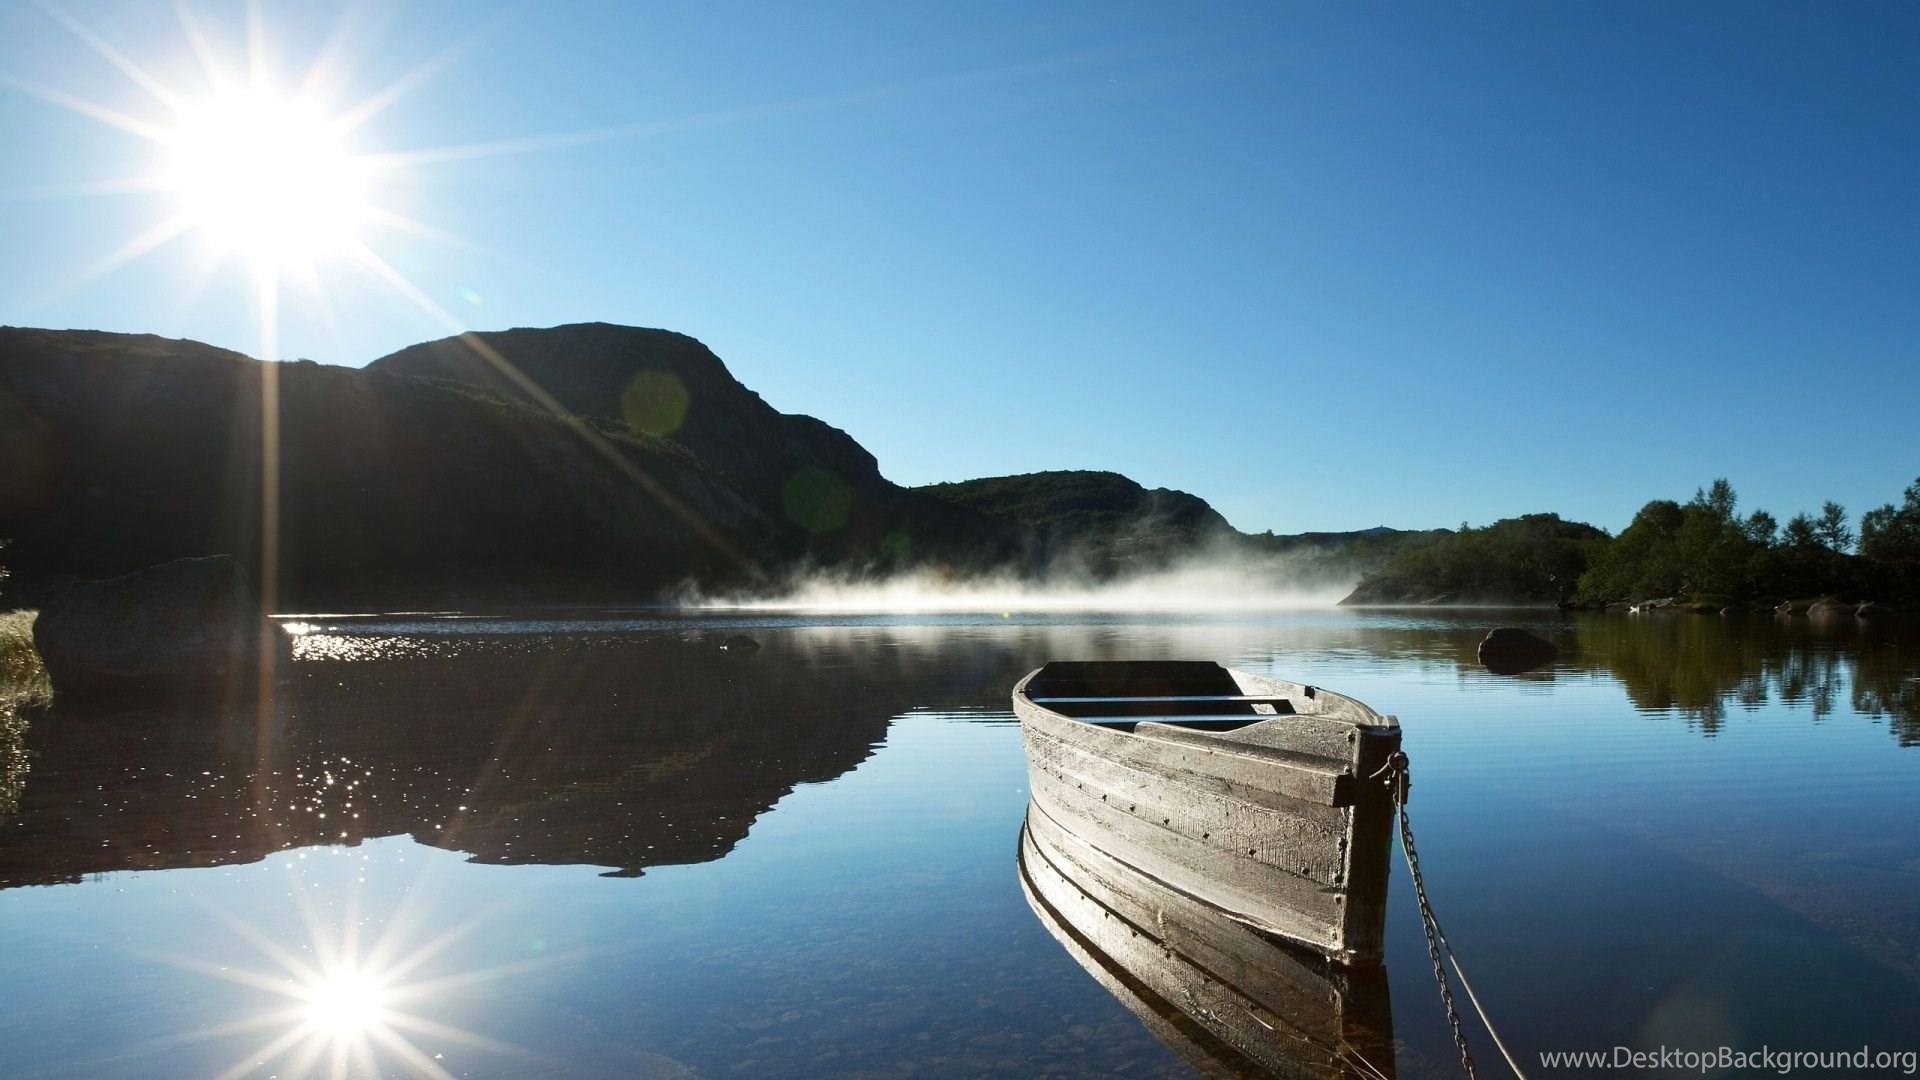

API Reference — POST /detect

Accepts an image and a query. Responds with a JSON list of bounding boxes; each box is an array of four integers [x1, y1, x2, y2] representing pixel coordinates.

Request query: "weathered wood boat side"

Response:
[[1018, 809, 1396, 1079], [1013, 661, 1401, 964]]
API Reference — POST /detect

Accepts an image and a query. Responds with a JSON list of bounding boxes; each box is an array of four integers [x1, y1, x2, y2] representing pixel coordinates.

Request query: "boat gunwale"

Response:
[[1012, 665, 1400, 735]]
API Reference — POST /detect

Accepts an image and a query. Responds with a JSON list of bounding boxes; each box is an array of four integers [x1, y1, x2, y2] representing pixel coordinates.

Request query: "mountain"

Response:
[[1337, 513, 1609, 606], [0, 323, 1431, 608], [372, 324, 874, 511], [368, 323, 1002, 574], [0, 325, 995, 608], [916, 470, 1235, 576]]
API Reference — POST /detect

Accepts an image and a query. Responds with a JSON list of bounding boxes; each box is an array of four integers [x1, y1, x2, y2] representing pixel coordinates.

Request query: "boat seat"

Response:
[[1022, 660, 1241, 699], [1038, 697, 1295, 720]]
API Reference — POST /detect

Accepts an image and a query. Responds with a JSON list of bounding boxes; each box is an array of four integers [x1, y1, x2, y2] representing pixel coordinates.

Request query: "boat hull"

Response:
[[1014, 662, 1400, 963]]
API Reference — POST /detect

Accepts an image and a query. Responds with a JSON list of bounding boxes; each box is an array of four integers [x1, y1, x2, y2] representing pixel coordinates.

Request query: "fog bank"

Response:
[[687, 552, 1355, 612]]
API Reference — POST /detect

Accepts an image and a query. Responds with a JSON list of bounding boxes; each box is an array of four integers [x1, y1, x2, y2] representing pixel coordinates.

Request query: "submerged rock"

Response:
[[720, 634, 762, 653], [32, 555, 274, 696], [1477, 627, 1558, 675]]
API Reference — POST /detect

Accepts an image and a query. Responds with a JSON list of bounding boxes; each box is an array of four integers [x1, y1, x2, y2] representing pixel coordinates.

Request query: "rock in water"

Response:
[[719, 634, 761, 653], [33, 555, 271, 696], [1477, 627, 1558, 675]]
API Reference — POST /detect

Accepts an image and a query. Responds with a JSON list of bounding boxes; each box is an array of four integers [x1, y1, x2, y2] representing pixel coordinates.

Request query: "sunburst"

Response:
[[139, 855, 554, 1080], [6, 2, 453, 353]]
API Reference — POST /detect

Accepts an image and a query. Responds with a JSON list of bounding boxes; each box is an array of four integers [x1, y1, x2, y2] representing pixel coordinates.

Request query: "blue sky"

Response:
[[3, 1, 1915, 536]]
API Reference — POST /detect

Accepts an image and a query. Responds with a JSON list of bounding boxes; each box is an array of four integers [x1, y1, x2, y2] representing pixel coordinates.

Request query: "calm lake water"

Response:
[[1, 609, 1916, 1078]]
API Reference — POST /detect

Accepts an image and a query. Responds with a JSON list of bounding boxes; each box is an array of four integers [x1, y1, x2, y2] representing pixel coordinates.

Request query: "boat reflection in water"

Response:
[[1019, 803, 1395, 1079]]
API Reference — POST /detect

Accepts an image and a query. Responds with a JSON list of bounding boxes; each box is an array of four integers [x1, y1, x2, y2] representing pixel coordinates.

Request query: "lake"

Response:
[[1, 609, 1916, 1078]]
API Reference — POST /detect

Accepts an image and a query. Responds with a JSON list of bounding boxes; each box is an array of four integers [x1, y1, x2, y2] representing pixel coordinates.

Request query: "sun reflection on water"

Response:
[[300, 966, 391, 1036], [136, 850, 551, 1079]]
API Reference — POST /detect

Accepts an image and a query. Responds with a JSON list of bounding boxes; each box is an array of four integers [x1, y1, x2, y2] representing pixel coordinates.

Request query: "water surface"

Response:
[[1, 610, 1915, 1077]]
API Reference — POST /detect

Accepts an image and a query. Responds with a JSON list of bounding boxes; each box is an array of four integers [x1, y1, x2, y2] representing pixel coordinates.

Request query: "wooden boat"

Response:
[[1013, 660, 1401, 964], [1019, 808, 1396, 1079]]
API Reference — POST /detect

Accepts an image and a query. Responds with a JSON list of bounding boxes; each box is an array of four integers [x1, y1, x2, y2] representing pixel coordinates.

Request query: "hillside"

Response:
[[1, 324, 1445, 608], [0, 325, 999, 608], [369, 323, 1002, 570], [916, 470, 1235, 576], [1338, 513, 1609, 606]]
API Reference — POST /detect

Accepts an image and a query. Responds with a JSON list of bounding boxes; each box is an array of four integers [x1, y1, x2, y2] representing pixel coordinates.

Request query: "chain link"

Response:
[[1373, 751, 1479, 1080]]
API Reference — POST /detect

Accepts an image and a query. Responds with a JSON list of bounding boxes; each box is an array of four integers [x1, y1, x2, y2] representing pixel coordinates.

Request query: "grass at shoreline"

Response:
[[1, 609, 44, 820], [1, 609, 49, 701]]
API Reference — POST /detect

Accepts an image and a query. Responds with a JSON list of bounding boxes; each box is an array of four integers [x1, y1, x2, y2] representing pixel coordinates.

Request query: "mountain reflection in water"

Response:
[[0, 625, 936, 887]]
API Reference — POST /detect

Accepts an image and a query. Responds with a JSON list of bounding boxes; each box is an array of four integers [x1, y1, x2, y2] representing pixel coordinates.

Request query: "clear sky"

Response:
[[3, 1, 1915, 537]]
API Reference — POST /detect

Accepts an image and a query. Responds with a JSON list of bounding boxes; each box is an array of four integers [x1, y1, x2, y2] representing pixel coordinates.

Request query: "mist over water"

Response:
[[688, 552, 1355, 612]]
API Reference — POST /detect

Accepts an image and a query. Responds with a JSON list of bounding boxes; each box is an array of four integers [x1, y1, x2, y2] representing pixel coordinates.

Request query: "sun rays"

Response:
[[140, 851, 550, 1079], [8, 2, 436, 353]]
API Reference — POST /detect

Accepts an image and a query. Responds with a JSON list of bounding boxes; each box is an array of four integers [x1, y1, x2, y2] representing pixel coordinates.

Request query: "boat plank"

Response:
[[1163, 713, 1371, 763], [1023, 729, 1352, 882], [1024, 710, 1354, 810], [1027, 777, 1349, 951]]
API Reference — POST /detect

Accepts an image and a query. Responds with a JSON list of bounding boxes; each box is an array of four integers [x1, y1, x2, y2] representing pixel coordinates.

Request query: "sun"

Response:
[[9, 2, 448, 336], [162, 87, 372, 269]]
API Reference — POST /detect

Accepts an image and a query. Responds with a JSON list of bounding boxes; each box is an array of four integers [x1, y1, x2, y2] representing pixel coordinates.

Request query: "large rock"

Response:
[[1477, 627, 1559, 675], [32, 555, 271, 695], [1807, 599, 1854, 620]]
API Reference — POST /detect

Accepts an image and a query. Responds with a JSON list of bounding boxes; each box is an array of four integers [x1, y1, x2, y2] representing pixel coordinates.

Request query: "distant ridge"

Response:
[[916, 470, 1234, 576], [0, 323, 1434, 607]]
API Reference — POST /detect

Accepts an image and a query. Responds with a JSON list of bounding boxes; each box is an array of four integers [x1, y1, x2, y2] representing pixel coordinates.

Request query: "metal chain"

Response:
[[1372, 751, 1479, 1080]]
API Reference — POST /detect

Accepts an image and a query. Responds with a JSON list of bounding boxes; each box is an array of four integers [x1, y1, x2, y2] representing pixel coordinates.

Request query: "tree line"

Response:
[[1576, 476, 1920, 606], [1344, 476, 1920, 608]]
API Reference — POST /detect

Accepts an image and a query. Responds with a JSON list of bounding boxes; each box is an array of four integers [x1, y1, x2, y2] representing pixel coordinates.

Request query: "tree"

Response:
[[1782, 513, 1820, 549], [1741, 509, 1778, 547], [1691, 478, 1737, 523], [1577, 499, 1687, 602], [1814, 501, 1853, 553], [1346, 513, 1605, 605], [1860, 477, 1920, 564], [1672, 480, 1759, 599], [1860, 476, 1920, 603]]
